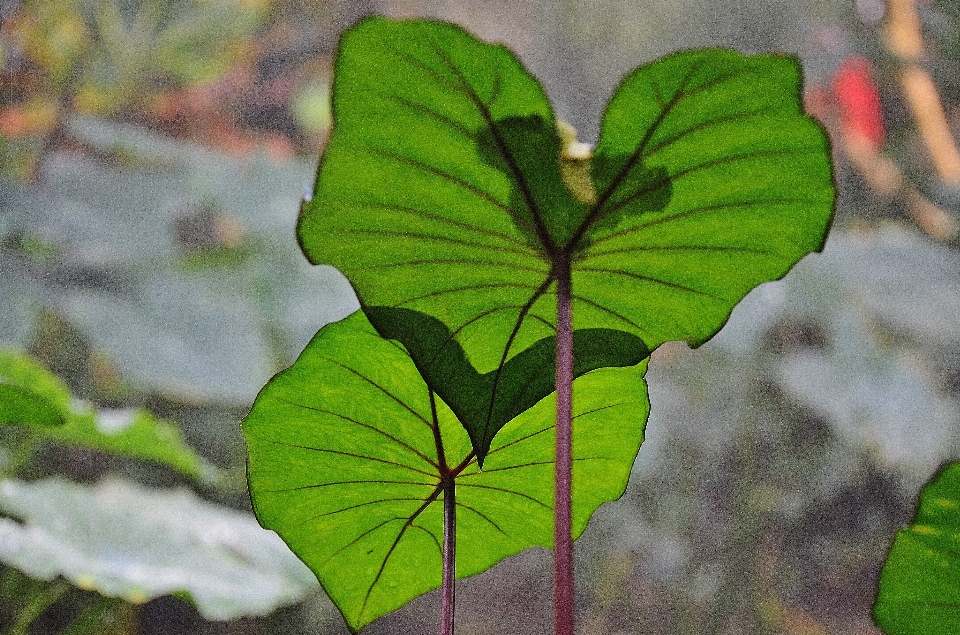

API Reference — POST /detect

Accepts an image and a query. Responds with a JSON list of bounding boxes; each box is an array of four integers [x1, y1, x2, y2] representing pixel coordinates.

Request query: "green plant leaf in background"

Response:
[[45, 407, 218, 484], [0, 384, 64, 428], [297, 17, 834, 460], [0, 477, 317, 619], [242, 312, 648, 631], [874, 461, 960, 634], [0, 349, 215, 482], [0, 348, 72, 428]]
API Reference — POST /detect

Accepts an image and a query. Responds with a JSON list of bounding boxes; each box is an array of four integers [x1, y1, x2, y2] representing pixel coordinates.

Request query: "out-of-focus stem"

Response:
[[885, 0, 960, 185], [554, 253, 574, 635], [3, 580, 69, 635], [884, 0, 923, 60], [898, 66, 960, 184]]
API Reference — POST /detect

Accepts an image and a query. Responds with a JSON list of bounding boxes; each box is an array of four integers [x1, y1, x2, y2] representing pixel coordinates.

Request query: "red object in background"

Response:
[[832, 56, 886, 149]]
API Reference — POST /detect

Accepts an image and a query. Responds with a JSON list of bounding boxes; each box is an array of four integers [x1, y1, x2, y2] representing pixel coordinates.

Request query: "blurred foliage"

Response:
[[1, 0, 960, 633], [0, 0, 334, 179], [4, 0, 266, 113], [0, 348, 318, 630], [874, 461, 960, 635], [0, 477, 317, 620]]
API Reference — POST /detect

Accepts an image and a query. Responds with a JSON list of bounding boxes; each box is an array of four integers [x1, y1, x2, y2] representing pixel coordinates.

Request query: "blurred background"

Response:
[[2, 0, 960, 633]]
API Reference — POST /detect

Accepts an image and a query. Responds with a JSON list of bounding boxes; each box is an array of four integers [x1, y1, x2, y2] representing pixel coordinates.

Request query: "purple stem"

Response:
[[554, 254, 574, 635], [440, 473, 456, 635]]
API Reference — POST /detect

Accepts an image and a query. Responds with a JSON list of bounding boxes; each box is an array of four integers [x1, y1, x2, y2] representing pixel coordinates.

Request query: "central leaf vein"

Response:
[[574, 60, 705, 250], [482, 275, 554, 448], [360, 487, 445, 616]]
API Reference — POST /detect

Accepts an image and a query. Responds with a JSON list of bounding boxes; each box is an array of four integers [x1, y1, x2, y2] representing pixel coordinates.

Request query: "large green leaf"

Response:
[[874, 462, 960, 634], [242, 312, 648, 632], [0, 349, 215, 482], [297, 17, 834, 456], [0, 477, 317, 620]]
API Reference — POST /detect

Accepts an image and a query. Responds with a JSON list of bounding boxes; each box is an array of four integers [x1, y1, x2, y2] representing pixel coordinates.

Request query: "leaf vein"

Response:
[[273, 397, 438, 469]]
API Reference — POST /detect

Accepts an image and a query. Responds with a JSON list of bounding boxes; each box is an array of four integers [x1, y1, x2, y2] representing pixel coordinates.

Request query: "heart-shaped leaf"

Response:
[[874, 462, 960, 634], [242, 311, 648, 631], [298, 16, 834, 410]]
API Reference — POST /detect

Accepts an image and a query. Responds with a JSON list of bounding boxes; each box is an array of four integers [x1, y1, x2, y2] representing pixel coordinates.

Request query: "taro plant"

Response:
[[242, 311, 649, 631], [244, 15, 835, 635]]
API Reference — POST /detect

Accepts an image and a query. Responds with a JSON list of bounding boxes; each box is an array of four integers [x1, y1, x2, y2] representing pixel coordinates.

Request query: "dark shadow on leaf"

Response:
[[475, 115, 588, 252], [584, 154, 673, 245], [365, 305, 649, 465], [474, 114, 673, 254]]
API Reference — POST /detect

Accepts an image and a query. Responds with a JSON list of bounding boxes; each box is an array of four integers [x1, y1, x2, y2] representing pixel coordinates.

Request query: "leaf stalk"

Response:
[[440, 471, 456, 635], [553, 252, 575, 635]]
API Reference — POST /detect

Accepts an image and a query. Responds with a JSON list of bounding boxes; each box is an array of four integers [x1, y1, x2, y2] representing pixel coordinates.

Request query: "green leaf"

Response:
[[0, 477, 317, 620], [874, 462, 960, 634], [0, 385, 64, 428], [0, 349, 71, 427], [0, 349, 214, 482], [242, 312, 648, 631], [45, 408, 218, 484], [298, 15, 834, 380]]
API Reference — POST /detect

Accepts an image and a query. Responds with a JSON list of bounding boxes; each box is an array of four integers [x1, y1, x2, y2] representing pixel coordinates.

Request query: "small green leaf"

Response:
[[874, 462, 960, 634], [0, 477, 317, 619], [45, 408, 217, 484], [298, 16, 834, 378], [0, 349, 71, 427], [0, 349, 214, 482], [243, 312, 648, 631], [0, 385, 64, 428]]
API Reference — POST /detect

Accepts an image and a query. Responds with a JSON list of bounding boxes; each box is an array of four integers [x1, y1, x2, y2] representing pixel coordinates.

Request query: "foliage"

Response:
[[244, 312, 648, 630], [0, 349, 319, 629], [0, 477, 317, 620], [874, 461, 960, 635], [0, 0, 269, 179], [6, 2, 957, 633], [252, 14, 837, 633], [5, 0, 266, 115], [297, 17, 834, 462], [0, 115, 357, 403], [0, 349, 213, 481]]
